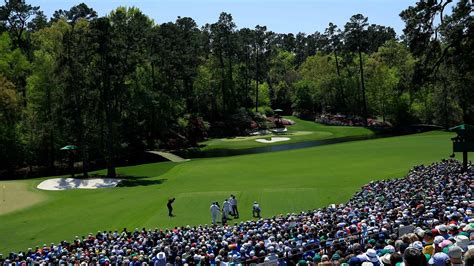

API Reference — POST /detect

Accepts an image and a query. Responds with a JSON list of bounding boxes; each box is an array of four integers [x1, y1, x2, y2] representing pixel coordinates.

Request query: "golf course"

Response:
[[1, 0, 473, 263], [0, 130, 454, 253]]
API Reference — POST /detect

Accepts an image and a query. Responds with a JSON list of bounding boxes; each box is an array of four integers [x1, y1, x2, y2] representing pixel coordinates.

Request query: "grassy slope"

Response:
[[0, 131, 453, 252], [200, 116, 373, 150]]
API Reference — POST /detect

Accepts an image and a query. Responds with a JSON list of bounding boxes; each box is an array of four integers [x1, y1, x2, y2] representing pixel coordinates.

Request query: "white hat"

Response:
[[454, 235, 469, 251], [384, 245, 395, 253], [434, 236, 445, 245], [157, 252, 165, 259], [437, 224, 448, 232], [410, 241, 423, 251], [447, 246, 463, 259], [381, 254, 391, 265], [365, 249, 379, 263]]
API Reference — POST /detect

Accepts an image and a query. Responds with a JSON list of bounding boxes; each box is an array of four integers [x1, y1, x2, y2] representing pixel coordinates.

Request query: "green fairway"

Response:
[[0, 131, 454, 253], [199, 116, 374, 150]]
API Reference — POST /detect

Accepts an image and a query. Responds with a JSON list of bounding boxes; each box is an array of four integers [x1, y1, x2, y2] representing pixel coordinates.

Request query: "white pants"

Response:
[[223, 209, 231, 218], [211, 213, 218, 224]]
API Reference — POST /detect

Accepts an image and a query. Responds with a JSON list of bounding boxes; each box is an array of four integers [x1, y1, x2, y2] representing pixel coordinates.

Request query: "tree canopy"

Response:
[[0, 0, 472, 178]]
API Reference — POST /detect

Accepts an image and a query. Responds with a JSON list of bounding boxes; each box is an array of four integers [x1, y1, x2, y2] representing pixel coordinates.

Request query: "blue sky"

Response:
[[30, 0, 419, 36]]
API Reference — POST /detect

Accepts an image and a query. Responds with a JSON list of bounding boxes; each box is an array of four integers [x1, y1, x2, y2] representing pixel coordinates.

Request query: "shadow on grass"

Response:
[[70, 173, 168, 188], [116, 177, 167, 187], [67, 162, 176, 188]]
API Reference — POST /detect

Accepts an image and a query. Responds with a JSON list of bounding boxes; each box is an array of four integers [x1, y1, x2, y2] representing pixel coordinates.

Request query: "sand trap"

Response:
[[255, 137, 290, 143], [37, 178, 120, 191], [271, 127, 288, 133]]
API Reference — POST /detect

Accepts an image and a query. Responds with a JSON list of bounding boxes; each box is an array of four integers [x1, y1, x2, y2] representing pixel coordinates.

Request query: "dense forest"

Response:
[[0, 0, 472, 178]]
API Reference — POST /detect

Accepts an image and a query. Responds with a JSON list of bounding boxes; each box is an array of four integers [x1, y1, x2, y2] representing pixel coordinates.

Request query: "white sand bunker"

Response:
[[37, 178, 120, 191], [255, 137, 291, 143]]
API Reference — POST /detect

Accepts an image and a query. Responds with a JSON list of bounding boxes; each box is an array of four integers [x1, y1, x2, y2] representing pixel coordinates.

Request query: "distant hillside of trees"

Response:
[[0, 0, 472, 177]]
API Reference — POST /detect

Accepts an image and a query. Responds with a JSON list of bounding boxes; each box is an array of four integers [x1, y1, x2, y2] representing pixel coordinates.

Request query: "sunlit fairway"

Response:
[[0, 131, 453, 253], [0, 180, 46, 216], [199, 116, 374, 150]]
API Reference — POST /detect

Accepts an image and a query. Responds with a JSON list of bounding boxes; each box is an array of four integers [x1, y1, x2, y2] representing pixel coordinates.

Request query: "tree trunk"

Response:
[[149, 62, 157, 147], [185, 78, 194, 113], [228, 54, 235, 111], [334, 49, 345, 113], [218, 48, 227, 113], [82, 152, 89, 178], [358, 49, 368, 121], [74, 100, 88, 178], [381, 88, 386, 123], [255, 46, 259, 113], [46, 87, 56, 173], [442, 78, 449, 128], [69, 152, 75, 178], [105, 101, 116, 178], [102, 54, 116, 179], [459, 79, 469, 124]]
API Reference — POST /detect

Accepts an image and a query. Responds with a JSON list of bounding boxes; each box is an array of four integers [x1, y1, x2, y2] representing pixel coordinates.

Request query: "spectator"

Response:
[[390, 252, 403, 266], [423, 230, 435, 256], [428, 252, 449, 266], [447, 246, 464, 266], [404, 248, 428, 266], [464, 249, 474, 266]]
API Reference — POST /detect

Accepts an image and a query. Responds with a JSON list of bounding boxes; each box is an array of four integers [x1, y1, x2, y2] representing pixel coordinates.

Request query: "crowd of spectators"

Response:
[[1, 159, 472, 265]]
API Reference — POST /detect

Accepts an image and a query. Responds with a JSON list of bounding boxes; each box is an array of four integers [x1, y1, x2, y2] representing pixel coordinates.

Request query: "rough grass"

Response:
[[0, 180, 46, 216], [0, 131, 454, 253]]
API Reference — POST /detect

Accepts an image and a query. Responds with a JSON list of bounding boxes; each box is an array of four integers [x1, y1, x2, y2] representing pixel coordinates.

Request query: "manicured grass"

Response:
[[0, 131, 453, 253], [199, 116, 374, 150], [0, 180, 46, 216]]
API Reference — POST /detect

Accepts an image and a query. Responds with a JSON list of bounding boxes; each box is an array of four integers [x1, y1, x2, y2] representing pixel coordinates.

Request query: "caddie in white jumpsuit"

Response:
[[210, 202, 221, 225], [223, 199, 231, 220]]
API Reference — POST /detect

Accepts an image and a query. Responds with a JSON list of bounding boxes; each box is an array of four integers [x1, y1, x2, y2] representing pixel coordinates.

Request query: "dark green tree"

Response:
[[209, 12, 237, 113], [51, 3, 97, 24], [344, 14, 369, 119], [0, 0, 40, 50], [325, 23, 346, 112]]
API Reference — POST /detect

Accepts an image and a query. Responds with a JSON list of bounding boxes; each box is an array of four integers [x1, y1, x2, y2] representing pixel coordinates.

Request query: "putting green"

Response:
[[199, 116, 372, 150], [217, 131, 318, 142], [0, 131, 454, 253]]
